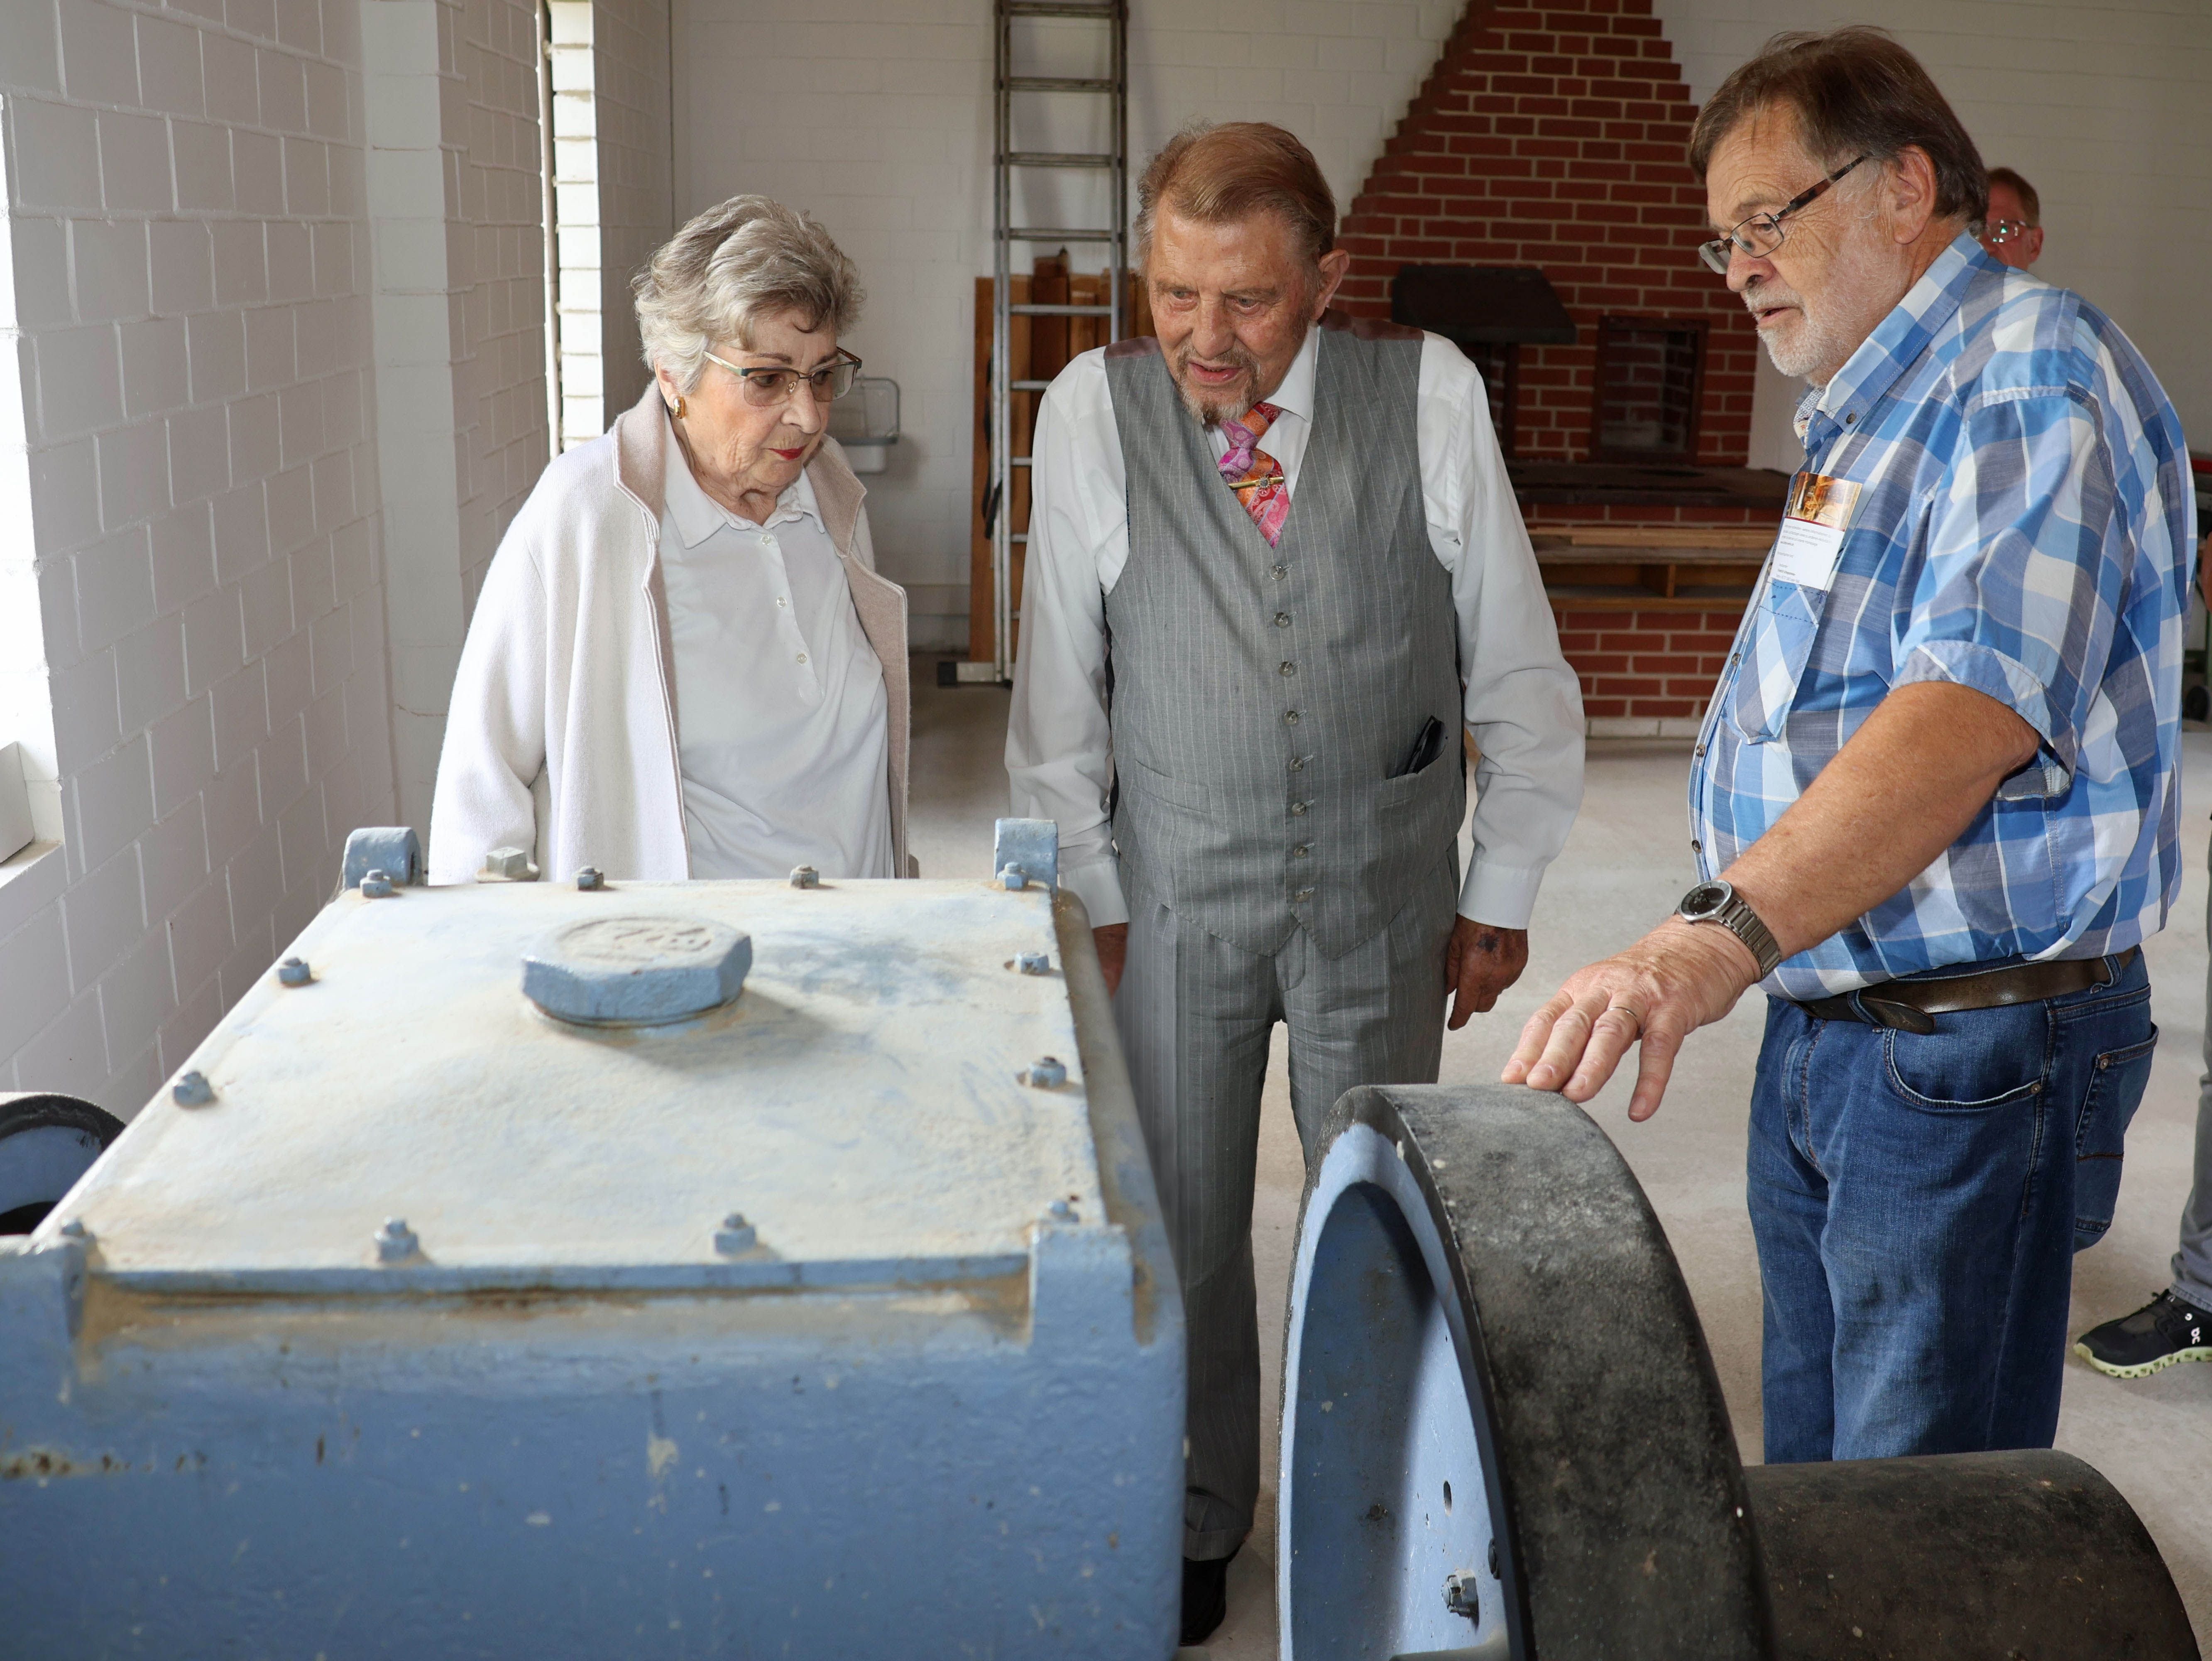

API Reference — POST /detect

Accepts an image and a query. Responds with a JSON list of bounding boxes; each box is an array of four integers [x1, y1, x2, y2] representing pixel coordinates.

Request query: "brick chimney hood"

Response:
[[1392, 265, 1578, 347], [1336, 0, 1760, 472]]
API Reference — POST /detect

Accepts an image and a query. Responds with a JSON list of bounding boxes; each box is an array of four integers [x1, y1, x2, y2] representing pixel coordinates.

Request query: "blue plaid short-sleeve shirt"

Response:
[[1690, 235, 2197, 999]]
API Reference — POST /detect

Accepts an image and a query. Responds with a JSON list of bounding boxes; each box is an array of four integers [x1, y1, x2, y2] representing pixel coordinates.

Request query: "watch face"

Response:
[[1681, 880, 1731, 921]]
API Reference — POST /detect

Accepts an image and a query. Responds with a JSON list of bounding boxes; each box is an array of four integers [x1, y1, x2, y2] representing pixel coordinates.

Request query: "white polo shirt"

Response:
[[658, 420, 893, 880]]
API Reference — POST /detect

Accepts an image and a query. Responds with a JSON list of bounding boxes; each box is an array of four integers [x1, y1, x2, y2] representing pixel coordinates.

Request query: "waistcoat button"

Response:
[[1292, 844, 1311, 858], [1290, 801, 1308, 816], [1289, 756, 1306, 771], [1270, 563, 1288, 580], [1279, 661, 1295, 677], [1274, 612, 1291, 627], [1284, 710, 1301, 725], [1293, 887, 1314, 902]]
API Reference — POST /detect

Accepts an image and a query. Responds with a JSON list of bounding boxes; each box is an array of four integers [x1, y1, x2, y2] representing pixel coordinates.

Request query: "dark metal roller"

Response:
[[1279, 1083, 2199, 1661], [1748, 1450, 2196, 1660]]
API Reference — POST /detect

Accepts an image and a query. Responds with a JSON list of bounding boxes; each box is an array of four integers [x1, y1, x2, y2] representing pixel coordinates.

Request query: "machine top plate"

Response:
[[61, 879, 1101, 1295]]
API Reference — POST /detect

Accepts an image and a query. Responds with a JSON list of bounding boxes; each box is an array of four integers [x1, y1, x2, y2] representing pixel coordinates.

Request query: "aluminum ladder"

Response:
[[954, 0, 1129, 686]]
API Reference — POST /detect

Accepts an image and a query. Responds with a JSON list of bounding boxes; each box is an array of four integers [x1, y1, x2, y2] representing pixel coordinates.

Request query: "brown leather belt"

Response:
[[1791, 948, 2138, 1034]]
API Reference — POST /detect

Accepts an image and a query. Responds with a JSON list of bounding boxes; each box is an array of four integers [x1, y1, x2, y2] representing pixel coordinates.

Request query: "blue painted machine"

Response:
[[0, 827, 1183, 1656]]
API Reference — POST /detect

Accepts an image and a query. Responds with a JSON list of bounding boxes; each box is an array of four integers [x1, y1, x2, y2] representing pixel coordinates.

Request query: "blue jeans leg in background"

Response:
[[1749, 953, 2155, 1464]]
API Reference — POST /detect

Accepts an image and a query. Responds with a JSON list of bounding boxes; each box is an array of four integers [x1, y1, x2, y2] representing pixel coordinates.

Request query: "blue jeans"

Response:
[[1748, 952, 2156, 1463]]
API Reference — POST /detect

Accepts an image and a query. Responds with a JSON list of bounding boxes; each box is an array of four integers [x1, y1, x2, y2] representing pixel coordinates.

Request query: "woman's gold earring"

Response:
[[673, 394, 688, 420]]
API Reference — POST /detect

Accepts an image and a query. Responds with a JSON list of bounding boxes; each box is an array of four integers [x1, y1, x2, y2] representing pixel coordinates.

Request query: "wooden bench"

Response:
[[1530, 524, 1776, 610]]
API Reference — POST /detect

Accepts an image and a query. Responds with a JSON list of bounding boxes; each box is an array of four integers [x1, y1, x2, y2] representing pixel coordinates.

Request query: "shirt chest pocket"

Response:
[[1725, 579, 1825, 744]]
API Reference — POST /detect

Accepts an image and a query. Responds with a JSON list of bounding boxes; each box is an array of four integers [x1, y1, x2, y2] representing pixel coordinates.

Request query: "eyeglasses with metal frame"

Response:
[[700, 347, 864, 408], [1981, 219, 2034, 245], [1697, 155, 1870, 276]]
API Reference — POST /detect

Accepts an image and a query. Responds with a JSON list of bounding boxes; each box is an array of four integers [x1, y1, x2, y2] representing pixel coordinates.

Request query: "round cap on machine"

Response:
[[522, 916, 752, 1025]]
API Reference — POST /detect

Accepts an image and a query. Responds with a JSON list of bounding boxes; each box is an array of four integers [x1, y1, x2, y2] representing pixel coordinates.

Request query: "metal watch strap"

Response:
[[1681, 887, 1782, 978]]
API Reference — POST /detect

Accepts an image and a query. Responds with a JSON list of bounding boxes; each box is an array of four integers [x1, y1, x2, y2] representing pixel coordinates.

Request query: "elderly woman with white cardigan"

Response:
[[428, 197, 911, 886]]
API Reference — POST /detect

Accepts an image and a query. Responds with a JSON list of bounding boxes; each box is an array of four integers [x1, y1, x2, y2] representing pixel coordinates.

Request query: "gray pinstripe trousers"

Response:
[[1112, 853, 1458, 1561]]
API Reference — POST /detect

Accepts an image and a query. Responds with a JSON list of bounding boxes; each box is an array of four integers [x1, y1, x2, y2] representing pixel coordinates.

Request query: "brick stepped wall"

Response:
[[1334, 0, 1761, 470], [1330, 0, 1784, 735], [1554, 603, 1745, 733]]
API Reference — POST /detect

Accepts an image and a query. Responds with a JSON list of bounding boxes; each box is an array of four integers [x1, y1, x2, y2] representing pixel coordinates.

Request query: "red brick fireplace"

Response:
[[1335, 0, 1787, 732]]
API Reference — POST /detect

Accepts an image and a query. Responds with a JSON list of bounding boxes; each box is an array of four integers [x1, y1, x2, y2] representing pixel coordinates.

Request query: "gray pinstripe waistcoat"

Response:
[[1102, 311, 1464, 959]]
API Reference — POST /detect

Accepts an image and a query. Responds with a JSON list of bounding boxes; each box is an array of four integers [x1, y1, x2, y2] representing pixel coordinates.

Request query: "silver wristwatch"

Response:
[[1675, 879, 1782, 977]]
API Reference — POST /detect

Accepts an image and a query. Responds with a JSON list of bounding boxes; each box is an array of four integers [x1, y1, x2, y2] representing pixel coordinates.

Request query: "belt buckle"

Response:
[[1858, 996, 1936, 1035]]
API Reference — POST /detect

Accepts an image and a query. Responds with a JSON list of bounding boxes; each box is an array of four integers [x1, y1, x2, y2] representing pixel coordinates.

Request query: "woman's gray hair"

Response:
[[633, 196, 863, 393]]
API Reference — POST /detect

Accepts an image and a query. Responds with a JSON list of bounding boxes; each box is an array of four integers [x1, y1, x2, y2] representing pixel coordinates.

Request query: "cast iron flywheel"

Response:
[[1279, 1083, 2198, 1661]]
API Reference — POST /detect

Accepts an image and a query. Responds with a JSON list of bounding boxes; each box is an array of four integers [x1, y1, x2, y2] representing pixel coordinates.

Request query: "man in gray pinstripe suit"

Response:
[[1008, 122, 1584, 1642]]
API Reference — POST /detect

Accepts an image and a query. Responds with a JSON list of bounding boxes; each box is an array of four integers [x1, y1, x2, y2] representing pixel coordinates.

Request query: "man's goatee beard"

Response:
[[1179, 386, 1238, 426], [1168, 345, 1258, 426]]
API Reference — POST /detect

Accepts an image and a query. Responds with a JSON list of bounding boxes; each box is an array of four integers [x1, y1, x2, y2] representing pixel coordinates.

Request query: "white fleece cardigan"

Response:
[[427, 385, 913, 886]]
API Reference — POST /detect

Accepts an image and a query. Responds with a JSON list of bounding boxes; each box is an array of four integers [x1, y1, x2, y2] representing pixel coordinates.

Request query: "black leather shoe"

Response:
[[1180, 1550, 1235, 1645]]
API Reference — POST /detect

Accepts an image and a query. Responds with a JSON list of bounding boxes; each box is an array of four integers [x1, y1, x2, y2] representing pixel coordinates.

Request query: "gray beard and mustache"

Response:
[[1166, 338, 1262, 426], [1743, 273, 1844, 380], [1744, 228, 1896, 383]]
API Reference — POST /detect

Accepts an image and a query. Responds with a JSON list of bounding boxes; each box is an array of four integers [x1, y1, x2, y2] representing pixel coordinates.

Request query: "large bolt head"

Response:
[[481, 846, 536, 882], [713, 1213, 758, 1255], [522, 915, 752, 1025]]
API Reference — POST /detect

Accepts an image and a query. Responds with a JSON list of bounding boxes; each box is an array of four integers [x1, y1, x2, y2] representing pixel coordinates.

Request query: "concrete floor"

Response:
[[909, 663, 2212, 1657]]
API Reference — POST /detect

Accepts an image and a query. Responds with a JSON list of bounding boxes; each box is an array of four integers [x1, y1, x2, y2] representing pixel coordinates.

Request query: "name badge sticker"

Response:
[[1769, 472, 1862, 593]]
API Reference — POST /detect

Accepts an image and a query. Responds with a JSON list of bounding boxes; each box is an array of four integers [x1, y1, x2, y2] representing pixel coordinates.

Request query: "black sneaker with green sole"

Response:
[[2074, 1290, 2212, 1379]]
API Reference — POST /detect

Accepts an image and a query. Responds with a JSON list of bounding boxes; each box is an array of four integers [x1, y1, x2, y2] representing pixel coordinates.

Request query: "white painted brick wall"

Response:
[[364, 0, 551, 834], [673, 0, 1459, 646], [0, 0, 399, 1112], [549, 0, 605, 445], [1657, 0, 2212, 448], [548, 0, 668, 448], [590, 0, 668, 424], [455, 0, 554, 609]]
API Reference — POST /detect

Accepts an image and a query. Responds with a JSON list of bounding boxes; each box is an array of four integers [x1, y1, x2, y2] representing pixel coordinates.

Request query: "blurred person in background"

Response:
[[1979, 165, 2043, 268]]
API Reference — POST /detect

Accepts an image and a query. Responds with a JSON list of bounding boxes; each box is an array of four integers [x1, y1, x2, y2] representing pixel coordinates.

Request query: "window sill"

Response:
[[0, 838, 64, 944]]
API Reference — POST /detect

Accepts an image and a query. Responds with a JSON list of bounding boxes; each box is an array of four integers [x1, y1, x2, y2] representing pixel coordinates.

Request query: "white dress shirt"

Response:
[[1007, 322, 1584, 932], [660, 418, 893, 879]]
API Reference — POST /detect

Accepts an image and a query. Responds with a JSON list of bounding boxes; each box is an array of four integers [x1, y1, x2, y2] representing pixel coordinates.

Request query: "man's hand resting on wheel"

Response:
[[1500, 919, 1761, 1122]]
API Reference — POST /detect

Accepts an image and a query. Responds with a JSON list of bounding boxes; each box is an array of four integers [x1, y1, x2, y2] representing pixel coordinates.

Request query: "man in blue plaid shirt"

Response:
[[1507, 28, 2195, 1463]]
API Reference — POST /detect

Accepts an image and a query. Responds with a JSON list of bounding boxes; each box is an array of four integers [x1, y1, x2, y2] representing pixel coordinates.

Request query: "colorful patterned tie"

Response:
[[1217, 402, 1290, 546]]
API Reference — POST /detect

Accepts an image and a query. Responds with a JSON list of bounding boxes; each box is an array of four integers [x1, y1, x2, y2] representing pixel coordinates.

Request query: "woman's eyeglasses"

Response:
[[701, 348, 863, 408]]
